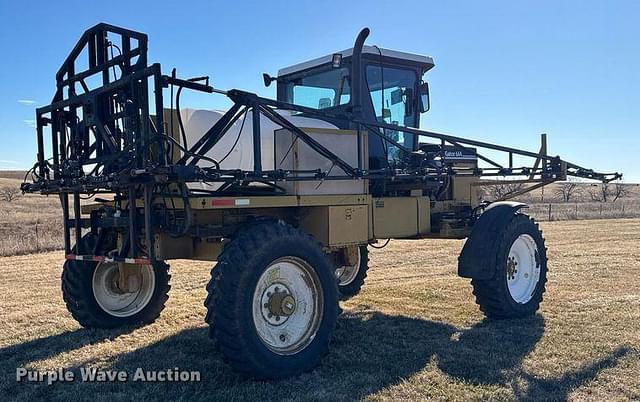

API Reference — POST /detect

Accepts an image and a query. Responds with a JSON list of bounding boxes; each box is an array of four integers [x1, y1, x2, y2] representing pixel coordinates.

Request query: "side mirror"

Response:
[[418, 82, 430, 113], [263, 73, 276, 87]]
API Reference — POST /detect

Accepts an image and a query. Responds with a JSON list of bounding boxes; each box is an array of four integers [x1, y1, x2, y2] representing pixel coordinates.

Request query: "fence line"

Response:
[[526, 201, 640, 222]]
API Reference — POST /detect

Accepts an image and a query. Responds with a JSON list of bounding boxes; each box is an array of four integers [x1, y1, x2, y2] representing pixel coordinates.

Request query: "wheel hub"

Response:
[[280, 295, 296, 315], [260, 283, 296, 325], [106, 267, 142, 294]]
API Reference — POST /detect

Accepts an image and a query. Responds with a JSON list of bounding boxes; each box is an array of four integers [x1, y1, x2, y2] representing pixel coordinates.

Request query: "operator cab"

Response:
[[273, 46, 435, 170]]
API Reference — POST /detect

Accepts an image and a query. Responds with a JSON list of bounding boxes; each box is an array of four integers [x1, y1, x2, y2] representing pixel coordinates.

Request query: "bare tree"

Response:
[[481, 182, 525, 201], [589, 183, 609, 202], [589, 182, 628, 203], [554, 180, 582, 202], [612, 182, 628, 202], [0, 187, 20, 202]]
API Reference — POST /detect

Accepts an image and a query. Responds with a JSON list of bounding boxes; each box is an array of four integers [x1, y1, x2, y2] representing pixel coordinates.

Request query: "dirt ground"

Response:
[[0, 219, 639, 401]]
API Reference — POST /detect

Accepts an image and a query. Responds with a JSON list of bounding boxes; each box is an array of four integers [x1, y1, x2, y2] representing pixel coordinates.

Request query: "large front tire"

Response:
[[61, 235, 171, 328], [471, 214, 548, 318], [204, 220, 339, 379]]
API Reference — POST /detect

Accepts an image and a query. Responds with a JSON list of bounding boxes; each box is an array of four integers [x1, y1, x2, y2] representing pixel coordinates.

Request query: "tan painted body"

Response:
[[86, 188, 477, 262]]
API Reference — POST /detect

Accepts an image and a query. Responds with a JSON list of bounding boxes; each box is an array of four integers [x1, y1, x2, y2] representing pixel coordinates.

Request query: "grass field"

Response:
[[0, 219, 638, 401], [0, 176, 63, 256]]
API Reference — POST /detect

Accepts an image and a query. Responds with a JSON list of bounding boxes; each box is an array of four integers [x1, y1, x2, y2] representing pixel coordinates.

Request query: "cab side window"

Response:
[[366, 65, 417, 127], [366, 65, 418, 161], [285, 68, 351, 109]]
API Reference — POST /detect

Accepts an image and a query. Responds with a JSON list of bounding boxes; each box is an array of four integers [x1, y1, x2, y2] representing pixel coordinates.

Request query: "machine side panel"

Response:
[[372, 197, 420, 238], [299, 205, 368, 247]]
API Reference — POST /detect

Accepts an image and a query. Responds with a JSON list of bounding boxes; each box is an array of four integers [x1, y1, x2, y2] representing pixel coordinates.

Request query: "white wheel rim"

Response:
[[335, 247, 361, 286], [252, 257, 323, 355], [506, 234, 541, 304], [92, 262, 156, 317]]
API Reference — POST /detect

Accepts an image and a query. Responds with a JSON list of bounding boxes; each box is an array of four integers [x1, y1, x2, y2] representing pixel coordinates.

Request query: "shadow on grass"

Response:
[[0, 327, 132, 400], [1, 312, 633, 401], [0, 328, 131, 370]]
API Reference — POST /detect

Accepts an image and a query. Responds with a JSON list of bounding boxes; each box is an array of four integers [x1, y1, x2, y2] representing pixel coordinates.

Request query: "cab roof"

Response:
[[277, 45, 435, 77]]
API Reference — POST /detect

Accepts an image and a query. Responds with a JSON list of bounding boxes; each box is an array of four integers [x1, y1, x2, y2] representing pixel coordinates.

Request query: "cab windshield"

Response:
[[283, 67, 351, 109]]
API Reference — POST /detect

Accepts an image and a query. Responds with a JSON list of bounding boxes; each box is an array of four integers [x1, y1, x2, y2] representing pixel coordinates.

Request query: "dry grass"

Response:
[[0, 219, 638, 401], [514, 183, 640, 221], [0, 171, 28, 181], [0, 177, 63, 256], [525, 200, 640, 221]]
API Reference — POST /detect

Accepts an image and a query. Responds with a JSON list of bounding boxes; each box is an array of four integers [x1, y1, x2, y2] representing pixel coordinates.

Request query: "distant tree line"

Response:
[[478, 180, 630, 203]]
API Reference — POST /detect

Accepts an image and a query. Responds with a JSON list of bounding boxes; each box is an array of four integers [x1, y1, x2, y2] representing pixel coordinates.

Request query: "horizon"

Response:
[[0, 1, 638, 182]]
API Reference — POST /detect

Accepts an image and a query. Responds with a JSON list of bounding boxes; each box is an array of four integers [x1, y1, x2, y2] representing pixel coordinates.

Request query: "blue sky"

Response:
[[1, 1, 638, 181]]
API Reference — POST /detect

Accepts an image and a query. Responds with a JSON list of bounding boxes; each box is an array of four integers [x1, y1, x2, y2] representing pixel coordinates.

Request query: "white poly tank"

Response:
[[179, 108, 338, 190]]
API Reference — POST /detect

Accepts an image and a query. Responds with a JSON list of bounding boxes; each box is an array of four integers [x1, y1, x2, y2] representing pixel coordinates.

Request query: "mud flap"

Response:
[[458, 201, 528, 280]]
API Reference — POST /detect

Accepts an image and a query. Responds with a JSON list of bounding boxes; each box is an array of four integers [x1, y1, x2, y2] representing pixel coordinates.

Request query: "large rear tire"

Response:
[[204, 220, 339, 379], [471, 214, 548, 318], [61, 234, 171, 328]]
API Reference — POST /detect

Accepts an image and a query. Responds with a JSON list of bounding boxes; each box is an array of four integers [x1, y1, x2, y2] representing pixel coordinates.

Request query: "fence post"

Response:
[[575, 203, 578, 220], [622, 202, 625, 217], [600, 203, 603, 217], [35, 223, 39, 252], [548, 203, 552, 221]]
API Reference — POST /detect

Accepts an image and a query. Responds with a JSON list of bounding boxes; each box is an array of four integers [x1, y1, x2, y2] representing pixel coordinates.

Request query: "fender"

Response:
[[458, 201, 528, 280]]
